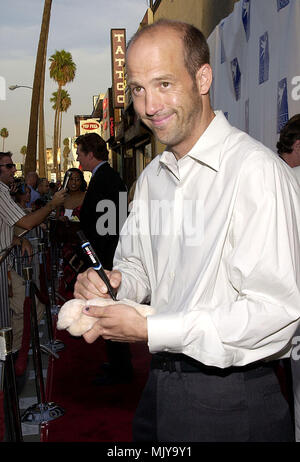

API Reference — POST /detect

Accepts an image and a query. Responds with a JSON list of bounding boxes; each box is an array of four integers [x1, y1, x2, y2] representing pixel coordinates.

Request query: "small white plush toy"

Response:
[[57, 297, 155, 337]]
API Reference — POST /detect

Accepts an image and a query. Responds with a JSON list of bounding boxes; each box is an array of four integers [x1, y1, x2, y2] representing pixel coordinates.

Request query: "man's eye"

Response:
[[161, 82, 170, 88], [132, 86, 143, 95]]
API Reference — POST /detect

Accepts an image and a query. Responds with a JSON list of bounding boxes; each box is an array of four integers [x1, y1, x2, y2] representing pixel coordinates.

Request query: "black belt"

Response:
[[151, 353, 278, 378]]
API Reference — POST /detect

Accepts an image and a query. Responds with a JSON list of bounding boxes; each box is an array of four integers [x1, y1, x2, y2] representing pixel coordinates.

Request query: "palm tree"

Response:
[[20, 145, 27, 173], [0, 128, 9, 150], [62, 137, 70, 172], [50, 89, 72, 178], [59, 91, 71, 167], [49, 50, 76, 179], [38, 17, 50, 179], [20, 145, 27, 158], [25, 0, 52, 176]]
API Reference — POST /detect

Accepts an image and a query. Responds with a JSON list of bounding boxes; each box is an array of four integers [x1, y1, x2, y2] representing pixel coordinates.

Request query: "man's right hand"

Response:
[[74, 268, 122, 300], [49, 189, 67, 208]]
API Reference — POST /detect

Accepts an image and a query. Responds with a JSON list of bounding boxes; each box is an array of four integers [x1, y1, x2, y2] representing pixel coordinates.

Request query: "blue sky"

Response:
[[0, 0, 149, 161]]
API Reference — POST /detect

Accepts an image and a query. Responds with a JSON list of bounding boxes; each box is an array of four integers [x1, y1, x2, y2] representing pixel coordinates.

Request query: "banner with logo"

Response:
[[102, 88, 114, 142], [208, 0, 300, 154], [79, 118, 101, 136]]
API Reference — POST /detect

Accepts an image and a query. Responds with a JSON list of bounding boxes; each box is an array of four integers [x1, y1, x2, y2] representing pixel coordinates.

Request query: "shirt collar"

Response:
[[0, 180, 10, 191], [158, 111, 232, 175], [92, 160, 107, 176]]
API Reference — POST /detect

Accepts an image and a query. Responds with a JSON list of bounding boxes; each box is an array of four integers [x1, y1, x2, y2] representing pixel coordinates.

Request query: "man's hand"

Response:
[[10, 182, 18, 195], [21, 238, 33, 263], [49, 189, 67, 208], [57, 215, 68, 222], [82, 302, 148, 344], [74, 268, 122, 300], [12, 235, 21, 247]]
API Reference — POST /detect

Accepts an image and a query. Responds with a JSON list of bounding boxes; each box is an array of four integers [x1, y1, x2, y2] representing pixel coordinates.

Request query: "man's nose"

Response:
[[145, 90, 163, 117]]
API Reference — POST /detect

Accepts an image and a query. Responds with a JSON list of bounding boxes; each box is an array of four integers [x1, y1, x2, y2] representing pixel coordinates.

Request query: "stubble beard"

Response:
[[153, 95, 202, 152]]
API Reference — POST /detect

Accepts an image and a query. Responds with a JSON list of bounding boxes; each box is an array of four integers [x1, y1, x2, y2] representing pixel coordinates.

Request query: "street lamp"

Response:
[[9, 84, 33, 91]]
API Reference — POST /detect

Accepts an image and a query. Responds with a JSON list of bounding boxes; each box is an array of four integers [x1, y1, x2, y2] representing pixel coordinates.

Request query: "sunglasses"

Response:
[[0, 163, 16, 169]]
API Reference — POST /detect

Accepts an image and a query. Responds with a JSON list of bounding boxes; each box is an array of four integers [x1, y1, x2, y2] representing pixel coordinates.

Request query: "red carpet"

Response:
[[40, 325, 151, 442]]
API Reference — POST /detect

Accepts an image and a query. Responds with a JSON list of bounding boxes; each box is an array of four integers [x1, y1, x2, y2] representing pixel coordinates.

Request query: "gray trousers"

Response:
[[291, 324, 300, 441], [133, 360, 294, 442]]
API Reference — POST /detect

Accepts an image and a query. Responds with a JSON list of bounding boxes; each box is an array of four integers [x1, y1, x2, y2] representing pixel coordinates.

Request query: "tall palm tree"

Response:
[[49, 50, 76, 179], [38, 16, 50, 179], [25, 0, 52, 176], [50, 89, 72, 178], [20, 145, 27, 173], [58, 91, 71, 169], [0, 128, 9, 150], [20, 145, 27, 158], [62, 137, 70, 172]]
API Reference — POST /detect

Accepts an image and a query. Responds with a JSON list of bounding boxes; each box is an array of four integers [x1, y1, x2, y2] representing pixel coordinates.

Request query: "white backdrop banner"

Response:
[[208, 0, 300, 153]]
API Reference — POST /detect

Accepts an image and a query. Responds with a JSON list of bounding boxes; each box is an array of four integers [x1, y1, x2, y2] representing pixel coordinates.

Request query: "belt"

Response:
[[150, 353, 278, 379]]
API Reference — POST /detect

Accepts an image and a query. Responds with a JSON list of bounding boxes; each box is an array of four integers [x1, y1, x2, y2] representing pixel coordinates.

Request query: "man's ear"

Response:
[[195, 64, 213, 96], [293, 139, 300, 153]]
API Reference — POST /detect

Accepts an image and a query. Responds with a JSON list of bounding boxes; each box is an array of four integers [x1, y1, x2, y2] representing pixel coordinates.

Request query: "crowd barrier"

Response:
[[0, 219, 66, 442], [0, 327, 22, 442]]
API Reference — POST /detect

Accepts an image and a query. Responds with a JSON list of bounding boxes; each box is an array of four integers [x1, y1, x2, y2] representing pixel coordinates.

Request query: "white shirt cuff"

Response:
[[147, 312, 184, 353]]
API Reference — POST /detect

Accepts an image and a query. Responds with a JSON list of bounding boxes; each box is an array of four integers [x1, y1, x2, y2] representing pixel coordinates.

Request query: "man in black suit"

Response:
[[76, 132, 132, 385]]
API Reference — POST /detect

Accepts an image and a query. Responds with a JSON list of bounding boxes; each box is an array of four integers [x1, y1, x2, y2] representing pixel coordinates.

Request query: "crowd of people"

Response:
[[1, 18, 300, 443], [0, 132, 134, 395]]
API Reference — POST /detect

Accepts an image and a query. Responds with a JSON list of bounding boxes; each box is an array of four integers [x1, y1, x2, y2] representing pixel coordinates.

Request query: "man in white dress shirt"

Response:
[[277, 114, 300, 440], [0, 152, 65, 357], [74, 20, 300, 441]]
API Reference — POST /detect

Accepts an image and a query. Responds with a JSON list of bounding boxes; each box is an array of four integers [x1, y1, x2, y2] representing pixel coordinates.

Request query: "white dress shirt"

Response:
[[292, 166, 300, 185], [114, 111, 300, 368], [0, 181, 25, 267]]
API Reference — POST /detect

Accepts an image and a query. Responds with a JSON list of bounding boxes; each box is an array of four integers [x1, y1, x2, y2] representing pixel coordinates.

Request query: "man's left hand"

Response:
[[21, 238, 33, 263], [82, 303, 148, 344]]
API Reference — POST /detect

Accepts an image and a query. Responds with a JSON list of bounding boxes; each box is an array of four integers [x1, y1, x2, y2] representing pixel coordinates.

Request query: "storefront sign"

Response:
[[79, 118, 101, 135], [102, 88, 114, 142], [111, 28, 126, 108]]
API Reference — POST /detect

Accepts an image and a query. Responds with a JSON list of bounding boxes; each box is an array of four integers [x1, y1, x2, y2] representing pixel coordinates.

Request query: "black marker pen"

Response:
[[77, 231, 117, 300]]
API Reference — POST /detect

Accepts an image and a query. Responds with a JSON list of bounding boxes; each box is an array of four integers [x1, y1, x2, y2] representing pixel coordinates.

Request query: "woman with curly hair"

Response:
[[56, 168, 87, 295]]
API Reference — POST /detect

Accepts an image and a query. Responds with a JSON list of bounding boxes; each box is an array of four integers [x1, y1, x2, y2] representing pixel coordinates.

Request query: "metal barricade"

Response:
[[0, 259, 10, 329], [0, 246, 23, 442], [10, 226, 64, 356], [0, 221, 65, 440], [20, 267, 64, 425], [0, 327, 23, 442], [11, 225, 45, 288]]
